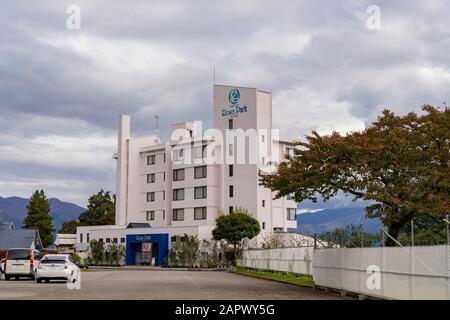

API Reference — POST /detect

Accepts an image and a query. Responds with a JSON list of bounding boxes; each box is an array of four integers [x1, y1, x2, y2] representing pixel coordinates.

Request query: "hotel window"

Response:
[[173, 208, 184, 221], [173, 188, 185, 201], [106, 238, 111, 243], [147, 155, 155, 165], [80, 233, 83, 243], [146, 210, 155, 221], [163, 191, 165, 200], [173, 148, 184, 161], [87, 233, 90, 242], [163, 153, 166, 162], [147, 192, 155, 202], [173, 168, 185, 181], [261, 157, 265, 164], [261, 135, 265, 143], [147, 173, 155, 183], [120, 237, 125, 243], [163, 210, 165, 220], [194, 186, 207, 199], [262, 222, 266, 230], [194, 166, 207, 179], [262, 200, 265, 207], [113, 238, 118, 243], [229, 185, 234, 198], [195, 145, 207, 159], [163, 172, 166, 181], [194, 207, 207, 220], [286, 147, 295, 157], [229, 164, 233, 177], [229, 206, 233, 214], [228, 118, 233, 129], [287, 208, 296, 221]]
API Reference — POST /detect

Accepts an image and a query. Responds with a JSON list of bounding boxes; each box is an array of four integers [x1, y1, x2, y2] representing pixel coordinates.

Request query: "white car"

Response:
[[0, 258, 5, 278], [36, 254, 80, 283], [4, 248, 40, 280]]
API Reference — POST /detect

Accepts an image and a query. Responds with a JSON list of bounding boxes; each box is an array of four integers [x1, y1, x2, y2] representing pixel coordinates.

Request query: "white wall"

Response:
[[313, 245, 449, 300], [240, 245, 450, 300], [242, 247, 314, 275]]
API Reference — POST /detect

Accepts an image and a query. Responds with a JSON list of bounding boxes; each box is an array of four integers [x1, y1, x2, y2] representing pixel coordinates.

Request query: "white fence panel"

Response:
[[313, 245, 449, 300], [241, 247, 314, 275], [241, 245, 449, 300]]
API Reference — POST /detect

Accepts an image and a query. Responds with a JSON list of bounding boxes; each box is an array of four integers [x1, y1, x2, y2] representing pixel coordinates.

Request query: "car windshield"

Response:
[[41, 256, 66, 264], [7, 249, 30, 260]]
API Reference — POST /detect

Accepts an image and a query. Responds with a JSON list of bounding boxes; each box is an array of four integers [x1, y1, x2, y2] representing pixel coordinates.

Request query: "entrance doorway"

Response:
[[125, 234, 168, 266]]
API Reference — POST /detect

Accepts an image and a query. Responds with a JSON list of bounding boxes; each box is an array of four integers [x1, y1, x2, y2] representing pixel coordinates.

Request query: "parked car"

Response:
[[0, 258, 5, 278], [36, 254, 80, 283], [4, 248, 40, 280]]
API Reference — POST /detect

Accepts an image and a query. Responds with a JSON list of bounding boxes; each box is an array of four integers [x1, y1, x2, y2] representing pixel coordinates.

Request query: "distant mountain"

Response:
[[292, 207, 382, 235], [0, 196, 85, 231]]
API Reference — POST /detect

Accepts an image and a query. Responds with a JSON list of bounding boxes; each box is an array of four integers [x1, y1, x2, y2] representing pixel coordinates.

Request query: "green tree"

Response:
[[261, 106, 449, 246], [23, 190, 55, 247], [169, 234, 201, 267], [397, 215, 447, 246], [58, 220, 79, 234], [212, 208, 261, 263], [89, 239, 104, 264], [79, 190, 115, 226]]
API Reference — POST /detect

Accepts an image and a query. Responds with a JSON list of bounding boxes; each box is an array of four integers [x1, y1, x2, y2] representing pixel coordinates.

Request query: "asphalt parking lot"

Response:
[[0, 269, 345, 300]]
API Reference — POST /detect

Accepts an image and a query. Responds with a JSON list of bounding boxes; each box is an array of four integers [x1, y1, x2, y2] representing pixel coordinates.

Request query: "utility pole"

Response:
[[446, 215, 449, 247], [360, 224, 364, 248]]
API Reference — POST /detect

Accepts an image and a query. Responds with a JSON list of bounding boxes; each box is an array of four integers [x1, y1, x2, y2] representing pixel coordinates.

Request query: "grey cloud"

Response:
[[0, 0, 449, 205]]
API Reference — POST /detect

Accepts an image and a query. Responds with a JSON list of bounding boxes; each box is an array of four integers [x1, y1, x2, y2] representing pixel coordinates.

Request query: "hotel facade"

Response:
[[76, 84, 297, 265]]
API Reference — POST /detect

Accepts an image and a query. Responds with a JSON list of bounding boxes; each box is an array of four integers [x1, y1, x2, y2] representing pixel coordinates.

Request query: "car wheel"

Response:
[[5, 275, 10, 281], [45, 279, 49, 283], [37, 278, 42, 283], [30, 273, 36, 280]]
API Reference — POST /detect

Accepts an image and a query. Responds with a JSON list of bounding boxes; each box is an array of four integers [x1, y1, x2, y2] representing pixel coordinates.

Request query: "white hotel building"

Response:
[[76, 84, 297, 265]]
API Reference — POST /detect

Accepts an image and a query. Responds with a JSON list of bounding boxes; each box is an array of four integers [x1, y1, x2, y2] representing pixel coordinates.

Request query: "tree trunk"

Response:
[[385, 223, 402, 246]]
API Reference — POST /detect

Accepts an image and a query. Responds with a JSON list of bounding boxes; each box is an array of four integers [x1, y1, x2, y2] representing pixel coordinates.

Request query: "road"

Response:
[[0, 269, 345, 300]]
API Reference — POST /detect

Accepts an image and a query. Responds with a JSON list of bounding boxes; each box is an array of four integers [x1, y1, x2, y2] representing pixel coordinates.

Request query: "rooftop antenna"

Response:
[[154, 115, 160, 135]]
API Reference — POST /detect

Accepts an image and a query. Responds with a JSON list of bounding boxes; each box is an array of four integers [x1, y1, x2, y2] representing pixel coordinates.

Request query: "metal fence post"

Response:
[[361, 224, 364, 248], [447, 215, 449, 247], [446, 215, 449, 300], [314, 233, 317, 250]]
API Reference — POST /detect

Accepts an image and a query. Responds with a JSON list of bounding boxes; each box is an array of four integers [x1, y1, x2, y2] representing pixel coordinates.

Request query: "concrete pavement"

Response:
[[0, 269, 346, 300]]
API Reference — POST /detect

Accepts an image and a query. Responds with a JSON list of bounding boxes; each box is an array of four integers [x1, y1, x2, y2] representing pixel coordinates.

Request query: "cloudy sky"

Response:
[[0, 0, 449, 206]]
